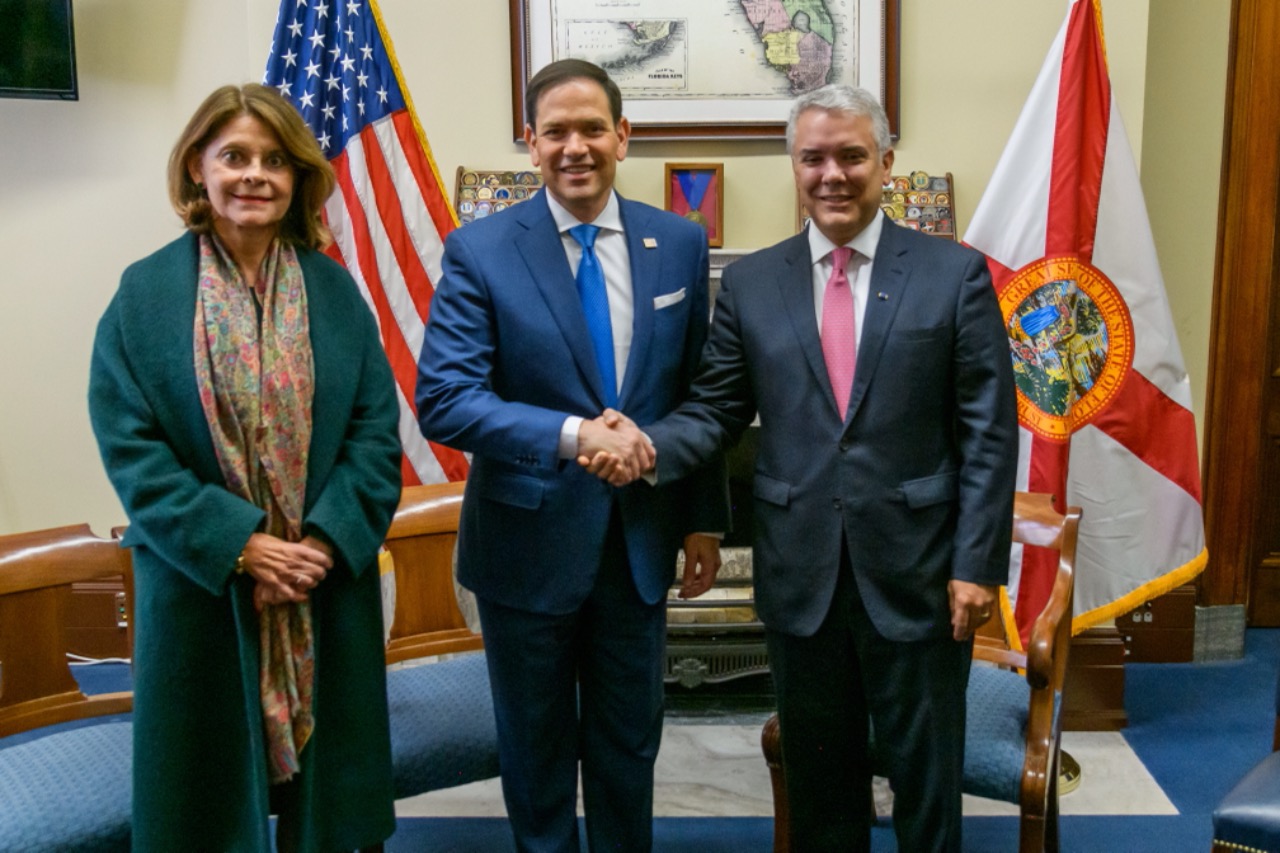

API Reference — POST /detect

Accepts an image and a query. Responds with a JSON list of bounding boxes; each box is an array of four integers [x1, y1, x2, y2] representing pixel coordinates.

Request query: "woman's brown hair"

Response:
[[167, 83, 335, 249]]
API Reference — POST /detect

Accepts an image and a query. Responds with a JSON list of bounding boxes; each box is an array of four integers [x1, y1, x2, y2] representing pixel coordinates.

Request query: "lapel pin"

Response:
[[643, 237, 658, 249], [877, 292, 889, 300]]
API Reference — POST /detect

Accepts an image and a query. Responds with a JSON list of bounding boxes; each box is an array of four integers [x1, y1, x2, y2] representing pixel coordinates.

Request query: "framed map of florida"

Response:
[[509, 0, 899, 140]]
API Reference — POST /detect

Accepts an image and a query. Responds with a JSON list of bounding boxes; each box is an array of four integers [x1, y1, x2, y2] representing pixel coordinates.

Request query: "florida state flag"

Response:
[[964, 0, 1206, 644]]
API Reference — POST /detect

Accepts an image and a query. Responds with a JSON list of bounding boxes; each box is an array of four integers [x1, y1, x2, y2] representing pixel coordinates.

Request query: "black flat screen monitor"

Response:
[[0, 0, 78, 101]]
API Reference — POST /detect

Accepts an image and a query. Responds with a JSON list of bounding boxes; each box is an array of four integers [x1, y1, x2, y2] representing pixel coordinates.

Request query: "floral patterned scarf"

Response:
[[193, 232, 316, 784]]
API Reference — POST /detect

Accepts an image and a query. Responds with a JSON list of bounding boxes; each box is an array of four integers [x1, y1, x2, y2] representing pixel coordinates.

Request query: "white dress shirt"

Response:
[[808, 209, 885, 352], [548, 191, 634, 459]]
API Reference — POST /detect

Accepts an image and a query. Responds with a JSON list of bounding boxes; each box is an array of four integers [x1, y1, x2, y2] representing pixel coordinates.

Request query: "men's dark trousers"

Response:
[[477, 511, 666, 853], [766, 549, 972, 853]]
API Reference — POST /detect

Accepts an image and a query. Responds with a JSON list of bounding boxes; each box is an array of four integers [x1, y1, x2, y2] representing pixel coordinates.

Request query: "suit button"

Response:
[[832, 498, 842, 511], [838, 440, 850, 452]]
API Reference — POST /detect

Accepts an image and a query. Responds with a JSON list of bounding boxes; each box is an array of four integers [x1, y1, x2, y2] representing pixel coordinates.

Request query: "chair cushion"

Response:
[[0, 721, 132, 852], [386, 652, 500, 798], [963, 664, 1032, 803], [1213, 749, 1280, 853], [0, 656, 500, 849]]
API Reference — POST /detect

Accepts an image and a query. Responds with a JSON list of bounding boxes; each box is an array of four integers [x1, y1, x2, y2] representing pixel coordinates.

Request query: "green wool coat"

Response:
[[89, 232, 403, 852]]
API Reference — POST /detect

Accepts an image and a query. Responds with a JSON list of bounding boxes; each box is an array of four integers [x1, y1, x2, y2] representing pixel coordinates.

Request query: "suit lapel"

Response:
[[514, 193, 609, 406], [845, 223, 909, 425], [618, 198, 658, 408], [776, 233, 835, 412]]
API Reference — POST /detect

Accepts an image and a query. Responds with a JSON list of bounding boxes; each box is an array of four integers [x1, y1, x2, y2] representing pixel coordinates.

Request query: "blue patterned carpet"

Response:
[[14, 630, 1276, 851], [387, 629, 1280, 852]]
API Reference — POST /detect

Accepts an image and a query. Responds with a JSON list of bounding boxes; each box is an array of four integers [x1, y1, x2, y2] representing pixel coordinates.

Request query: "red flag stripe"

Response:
[[322, 176, 413, 375], [1014, 546, 1058, 642], [1046, 0, 1109, 261], [1015, 436, 1071, 643], [1089, 370, 1203, 502], [339, 129, 430, 366], [331, 155, 421, 395], [984, 254, 1018, 296], [363, 2, 468, 482], [429, 440, 470, 481], [391, 111, 457, 244], [329, 155, 470, 485], [1015, 0, 1109, 644], [326, 218, 425, 491], [321, 240, 343, 266], [359, 124, 435, 320], [367, 113, 448, 291]]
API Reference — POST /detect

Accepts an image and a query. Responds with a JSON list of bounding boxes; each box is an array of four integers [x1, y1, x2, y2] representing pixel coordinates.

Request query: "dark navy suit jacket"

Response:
[[416, 191, 728, 615], [647, 221, 1017, 640]]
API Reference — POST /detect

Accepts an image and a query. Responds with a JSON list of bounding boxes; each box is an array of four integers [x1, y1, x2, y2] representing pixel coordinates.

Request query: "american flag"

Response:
[[264, 0, 468, 485]]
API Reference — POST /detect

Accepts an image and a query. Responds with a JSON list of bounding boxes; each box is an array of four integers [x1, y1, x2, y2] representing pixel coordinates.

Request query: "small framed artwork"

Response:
[[665, 162, 724, 247]]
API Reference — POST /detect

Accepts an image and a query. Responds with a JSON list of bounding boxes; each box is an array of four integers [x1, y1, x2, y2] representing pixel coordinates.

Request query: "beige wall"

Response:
[[1141, 0, 1230, 448], [0, 0, 1228, 535]]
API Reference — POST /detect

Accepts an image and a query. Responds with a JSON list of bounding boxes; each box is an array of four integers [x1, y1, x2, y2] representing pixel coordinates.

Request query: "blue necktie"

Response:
[[569, 224, 618, 408]]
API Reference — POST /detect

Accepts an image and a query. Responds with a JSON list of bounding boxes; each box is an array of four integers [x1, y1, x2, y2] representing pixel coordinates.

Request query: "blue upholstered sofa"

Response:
[[0, 483, 499, 852]]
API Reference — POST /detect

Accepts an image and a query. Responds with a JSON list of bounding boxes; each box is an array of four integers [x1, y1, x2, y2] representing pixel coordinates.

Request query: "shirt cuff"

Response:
[[639, 430, 658, 484], [560, 415, 585, 460]]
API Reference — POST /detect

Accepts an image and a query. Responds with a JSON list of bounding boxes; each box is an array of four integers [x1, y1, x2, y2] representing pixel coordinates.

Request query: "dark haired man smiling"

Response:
[[416, 58, 726, 853]]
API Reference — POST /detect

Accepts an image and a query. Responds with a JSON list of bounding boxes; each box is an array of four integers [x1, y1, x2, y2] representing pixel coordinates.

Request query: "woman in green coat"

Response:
[[89, 83, 402, 852]]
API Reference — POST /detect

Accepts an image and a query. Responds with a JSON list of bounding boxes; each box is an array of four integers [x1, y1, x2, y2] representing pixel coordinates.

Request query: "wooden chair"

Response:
[[0, 488, 495, 850], [383, 480, 483, 662], [0, 524, 133, 737], [380, 481, 500, 799], [1211, 670, 1280, 852], [762, 491, 1081, 853], [0, 524, 135, 852]]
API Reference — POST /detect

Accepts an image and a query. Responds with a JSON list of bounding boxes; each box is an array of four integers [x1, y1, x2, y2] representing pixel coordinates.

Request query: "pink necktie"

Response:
[[821, 246, 856, 419]]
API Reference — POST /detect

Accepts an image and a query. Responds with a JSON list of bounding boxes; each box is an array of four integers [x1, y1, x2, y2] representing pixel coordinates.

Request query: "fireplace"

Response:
[[664, 426, 770, 693]]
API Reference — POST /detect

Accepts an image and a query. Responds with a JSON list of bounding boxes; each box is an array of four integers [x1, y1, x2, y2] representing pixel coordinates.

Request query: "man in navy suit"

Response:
[[600, 86, 1017, 851], [416, 59, 727, 853]]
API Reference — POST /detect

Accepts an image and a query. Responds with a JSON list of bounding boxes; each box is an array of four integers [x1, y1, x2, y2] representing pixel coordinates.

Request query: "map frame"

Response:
[[509, 0, 900, 141]]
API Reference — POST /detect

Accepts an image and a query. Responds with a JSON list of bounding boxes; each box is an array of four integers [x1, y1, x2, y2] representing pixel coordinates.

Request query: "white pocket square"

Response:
[[653, 288, 686, 310]]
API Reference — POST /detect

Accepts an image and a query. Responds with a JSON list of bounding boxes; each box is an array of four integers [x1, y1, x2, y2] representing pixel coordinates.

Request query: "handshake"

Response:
[[576, 408, 655, 487]]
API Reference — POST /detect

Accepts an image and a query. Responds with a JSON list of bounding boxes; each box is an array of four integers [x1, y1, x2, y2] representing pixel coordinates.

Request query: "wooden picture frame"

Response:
[[665, 162, 724, 247], [510, 0, 900, 141]]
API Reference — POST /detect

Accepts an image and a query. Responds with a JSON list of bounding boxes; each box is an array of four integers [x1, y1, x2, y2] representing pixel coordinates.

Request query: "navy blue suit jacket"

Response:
[[416, 192, 729, 615], [647, 222, 1017, 640]]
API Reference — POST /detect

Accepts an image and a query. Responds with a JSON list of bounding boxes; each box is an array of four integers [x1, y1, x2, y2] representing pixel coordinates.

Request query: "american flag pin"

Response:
[[877, 292, 889, 300], [643, 237, 658, 248]]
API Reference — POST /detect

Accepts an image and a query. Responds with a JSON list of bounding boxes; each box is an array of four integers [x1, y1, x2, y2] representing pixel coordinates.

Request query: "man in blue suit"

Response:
[[416, 59, 727, 853], [600, 86, 1017, 851]]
